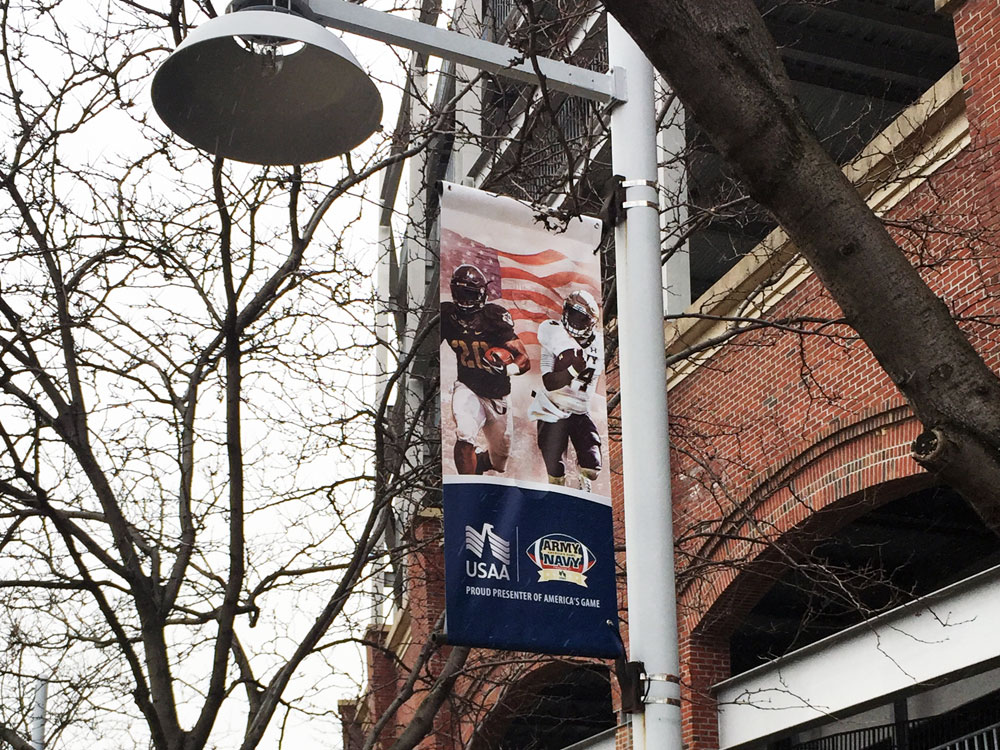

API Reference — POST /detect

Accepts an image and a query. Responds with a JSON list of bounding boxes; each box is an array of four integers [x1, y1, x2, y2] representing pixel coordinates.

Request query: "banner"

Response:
[[439, 182, 619, 657]]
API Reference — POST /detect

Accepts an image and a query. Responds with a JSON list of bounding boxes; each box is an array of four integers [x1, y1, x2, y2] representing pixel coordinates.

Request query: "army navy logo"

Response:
[[465, 523, 511, 581], [526, 534, 595, 587]]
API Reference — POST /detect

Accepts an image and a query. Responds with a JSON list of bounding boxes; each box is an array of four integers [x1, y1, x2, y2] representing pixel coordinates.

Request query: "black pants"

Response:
[[537, 413, 601, 478]]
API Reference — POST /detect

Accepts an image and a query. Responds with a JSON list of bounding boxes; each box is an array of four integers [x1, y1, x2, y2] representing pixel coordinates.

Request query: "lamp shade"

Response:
[[151, 10, 383, 164]]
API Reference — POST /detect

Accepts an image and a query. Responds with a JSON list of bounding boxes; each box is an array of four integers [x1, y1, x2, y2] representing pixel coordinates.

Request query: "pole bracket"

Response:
[[615, 659, 646, 714], [621, 178, 659, 211], [599, 175, 627, 231], [613, 660, 683, 712], [599, 176, 660, 237]]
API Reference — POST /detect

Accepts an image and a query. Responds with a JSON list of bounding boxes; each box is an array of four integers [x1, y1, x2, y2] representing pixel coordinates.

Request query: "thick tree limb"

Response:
[[387, 646, 471, 750], [602, 0, 1000, 532], [0, 724, 35, 750], [912, 428, 1000, 530], [362, 612, 448, 750]]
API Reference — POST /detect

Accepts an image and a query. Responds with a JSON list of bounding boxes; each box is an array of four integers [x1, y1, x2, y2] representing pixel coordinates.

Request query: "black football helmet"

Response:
[[562, 290, 598, 341], [450, 264, 488, 312]]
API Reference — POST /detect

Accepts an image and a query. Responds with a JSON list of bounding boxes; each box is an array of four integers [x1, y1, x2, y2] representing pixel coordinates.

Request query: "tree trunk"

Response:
[[602, 0, 1000, 531], [386, 647, 470, 750]]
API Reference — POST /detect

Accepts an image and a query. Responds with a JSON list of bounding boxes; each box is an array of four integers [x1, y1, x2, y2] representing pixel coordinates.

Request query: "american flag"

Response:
[[440, 229, 602, 355], [496, 247, 600, 350]]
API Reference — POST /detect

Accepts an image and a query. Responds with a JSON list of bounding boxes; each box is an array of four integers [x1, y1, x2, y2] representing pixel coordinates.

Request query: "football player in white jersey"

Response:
[[528, 290, 604, 491]]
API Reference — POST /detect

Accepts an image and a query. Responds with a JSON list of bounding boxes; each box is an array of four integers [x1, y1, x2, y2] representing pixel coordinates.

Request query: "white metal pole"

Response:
[[29, 678, 47, 750], [607, 16, 683, 750]]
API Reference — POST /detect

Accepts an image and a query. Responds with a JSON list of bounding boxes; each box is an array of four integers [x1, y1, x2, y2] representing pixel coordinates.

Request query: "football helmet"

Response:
[[562, 290, 598, 341], [450, 264, 488, 312]]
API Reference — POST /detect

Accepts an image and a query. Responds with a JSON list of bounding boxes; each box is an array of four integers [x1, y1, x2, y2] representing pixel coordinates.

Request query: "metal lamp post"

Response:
[[152, 2, 682, 747]]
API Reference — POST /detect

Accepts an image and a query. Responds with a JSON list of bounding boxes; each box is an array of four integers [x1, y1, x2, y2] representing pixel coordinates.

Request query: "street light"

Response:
[[152, 0, 620, 163], [152, 3, 682, 749], [151, 1, 382, 164]]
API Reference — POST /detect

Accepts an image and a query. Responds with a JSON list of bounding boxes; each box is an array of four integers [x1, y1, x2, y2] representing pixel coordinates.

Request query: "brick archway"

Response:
[[675, 407, 930, 750], [464, 660, 614, 750]]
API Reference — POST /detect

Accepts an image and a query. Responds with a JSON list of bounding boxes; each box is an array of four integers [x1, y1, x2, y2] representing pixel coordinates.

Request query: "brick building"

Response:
[[343, 1, 1000, 750]]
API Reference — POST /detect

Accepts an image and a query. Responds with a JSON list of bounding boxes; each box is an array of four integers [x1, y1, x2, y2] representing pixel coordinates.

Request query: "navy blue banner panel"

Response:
[[443, 479, 619, 657], [438, 183, 619, 657]]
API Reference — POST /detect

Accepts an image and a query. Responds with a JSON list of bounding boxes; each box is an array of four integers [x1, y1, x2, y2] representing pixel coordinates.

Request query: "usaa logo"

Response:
[[526, 534, 595, 587], [464, 523, 511, 581]]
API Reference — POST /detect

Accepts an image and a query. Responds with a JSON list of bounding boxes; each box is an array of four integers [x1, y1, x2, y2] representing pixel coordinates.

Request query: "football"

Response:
[[553, 348, 586, 373], [484, 346, 515, 371]]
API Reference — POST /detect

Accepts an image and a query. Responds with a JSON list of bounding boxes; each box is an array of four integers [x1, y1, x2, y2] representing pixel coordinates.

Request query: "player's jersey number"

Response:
[[450, 339, 492, 371]]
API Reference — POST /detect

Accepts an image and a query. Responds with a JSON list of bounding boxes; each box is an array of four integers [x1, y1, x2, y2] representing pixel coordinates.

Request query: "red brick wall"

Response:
[[680, 634, 729, 750], [365, 624, 402, 748], [407, 511, 447, 646], [957, 0, 1000, 154]]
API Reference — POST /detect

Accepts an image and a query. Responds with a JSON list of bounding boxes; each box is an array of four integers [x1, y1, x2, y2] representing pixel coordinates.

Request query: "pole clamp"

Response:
[[621, 178, 659, 211], [647, 697, 683, 707], [644, 673, 682, 707], [622, 199, 658, 210], [646, 673, 680, 683], [621, 179, 658, 190]]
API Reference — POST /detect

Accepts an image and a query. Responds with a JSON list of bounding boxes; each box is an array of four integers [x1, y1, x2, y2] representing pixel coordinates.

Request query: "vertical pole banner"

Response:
[[439, 182, 619, 657]]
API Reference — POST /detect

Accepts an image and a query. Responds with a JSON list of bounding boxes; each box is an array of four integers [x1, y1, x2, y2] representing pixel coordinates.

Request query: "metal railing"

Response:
[[483, 0, 516, 40], [519, 95, 598, 197], [929, 722, 1000, 750], [790, 715, 1000, 750], [793, 723, 898, 750]]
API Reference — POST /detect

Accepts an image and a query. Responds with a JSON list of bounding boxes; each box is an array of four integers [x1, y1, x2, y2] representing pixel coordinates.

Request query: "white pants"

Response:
[[451, 380, 512, 472]]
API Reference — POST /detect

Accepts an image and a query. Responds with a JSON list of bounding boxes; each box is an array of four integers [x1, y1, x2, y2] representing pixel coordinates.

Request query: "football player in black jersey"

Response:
[[442, 264, 530, 475]]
